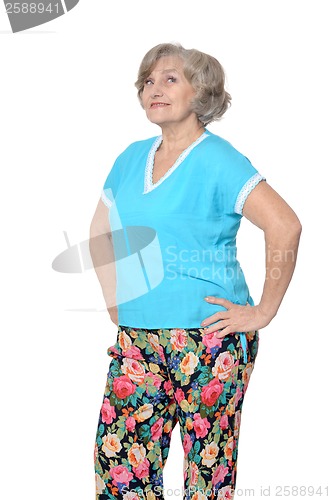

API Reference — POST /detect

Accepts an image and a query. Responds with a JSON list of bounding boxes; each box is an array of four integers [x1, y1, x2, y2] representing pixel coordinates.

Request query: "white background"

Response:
[[1, 1, 331, 499]]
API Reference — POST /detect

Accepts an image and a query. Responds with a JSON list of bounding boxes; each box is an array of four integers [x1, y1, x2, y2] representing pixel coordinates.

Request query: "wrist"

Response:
[[256, 302, 278, 324]]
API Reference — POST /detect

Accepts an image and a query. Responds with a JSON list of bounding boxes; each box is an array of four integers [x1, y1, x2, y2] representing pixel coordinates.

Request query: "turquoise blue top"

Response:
[[101, 129, 265, 347]]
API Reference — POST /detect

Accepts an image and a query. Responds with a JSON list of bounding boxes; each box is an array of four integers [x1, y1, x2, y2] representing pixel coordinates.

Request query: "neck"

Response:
[[158, 121, 206, 153]]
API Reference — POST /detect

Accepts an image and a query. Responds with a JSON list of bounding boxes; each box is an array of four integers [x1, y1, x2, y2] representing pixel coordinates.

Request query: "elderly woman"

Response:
[[90, 43, 301, 500]]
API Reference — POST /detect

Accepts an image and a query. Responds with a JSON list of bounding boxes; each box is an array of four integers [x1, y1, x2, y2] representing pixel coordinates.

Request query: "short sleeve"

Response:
[[234, 169, 266, 215], [221, 145, 266, 216], [100, 155, 123, 209]]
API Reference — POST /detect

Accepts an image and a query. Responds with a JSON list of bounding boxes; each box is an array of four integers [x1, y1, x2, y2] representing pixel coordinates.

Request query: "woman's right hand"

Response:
[[107, 306, 118, 327]]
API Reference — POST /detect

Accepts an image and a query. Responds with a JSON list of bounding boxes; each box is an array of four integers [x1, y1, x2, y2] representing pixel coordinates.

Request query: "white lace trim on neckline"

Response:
[[143, 132, 208, 194]]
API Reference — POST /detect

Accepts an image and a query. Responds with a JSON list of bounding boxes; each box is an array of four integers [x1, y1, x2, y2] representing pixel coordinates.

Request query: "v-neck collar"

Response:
[[143, 131, 209, 194]]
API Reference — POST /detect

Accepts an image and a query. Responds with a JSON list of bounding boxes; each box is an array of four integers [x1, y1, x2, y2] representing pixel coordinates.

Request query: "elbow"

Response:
[[295, 220, 302, 239], [265, 213, 302, 245], [289, 214, 302, 240], [283, 218, 302, 258], [285, 218, 302, 243]]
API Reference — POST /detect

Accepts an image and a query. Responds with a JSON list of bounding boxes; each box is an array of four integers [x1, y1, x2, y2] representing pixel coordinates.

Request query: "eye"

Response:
[[144, 78, 153, 85], [167, 76, 176, 83]]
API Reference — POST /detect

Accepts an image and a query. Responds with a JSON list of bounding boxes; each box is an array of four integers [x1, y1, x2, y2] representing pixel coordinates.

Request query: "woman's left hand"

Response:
[[201, 297, 272, 338]]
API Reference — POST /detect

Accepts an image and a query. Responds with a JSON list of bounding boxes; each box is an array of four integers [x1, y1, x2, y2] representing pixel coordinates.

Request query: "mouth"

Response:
[[150, 102, 170, 108]]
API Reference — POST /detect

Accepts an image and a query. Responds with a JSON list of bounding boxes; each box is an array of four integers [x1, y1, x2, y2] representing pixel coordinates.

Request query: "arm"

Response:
[[201, 181, 302, 336], [89, 198, 118, 325], [242, 180, 302, 322]]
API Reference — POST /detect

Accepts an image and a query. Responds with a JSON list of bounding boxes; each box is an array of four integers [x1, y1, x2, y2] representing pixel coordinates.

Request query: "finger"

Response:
[[214, 326, 234, 339], [205, 297, 234, 309], [201, 311, 228, 327], [202, 320, 226, 335]]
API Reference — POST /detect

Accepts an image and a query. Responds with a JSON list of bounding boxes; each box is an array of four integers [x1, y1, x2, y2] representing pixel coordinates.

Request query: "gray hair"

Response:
[[135, 42, 232, 126]]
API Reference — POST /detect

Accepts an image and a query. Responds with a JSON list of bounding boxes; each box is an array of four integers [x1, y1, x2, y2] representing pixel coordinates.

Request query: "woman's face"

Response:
[[141, 56, 197, 128]]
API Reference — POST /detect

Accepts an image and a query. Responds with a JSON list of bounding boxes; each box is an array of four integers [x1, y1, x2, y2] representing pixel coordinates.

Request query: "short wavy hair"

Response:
[[135, 42, 232, 126]]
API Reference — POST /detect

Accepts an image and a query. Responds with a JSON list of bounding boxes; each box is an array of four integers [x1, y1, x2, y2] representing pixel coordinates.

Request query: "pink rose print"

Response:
[[190, 461, 199, 486], [219, 414, 229, 430], [183, 433, 193, 456], [193, 413, 211, 438], [202, 331, 223, 353], [123, 345, 144, 360], [109, 464, 134, 486], [234, 386, 243, 408], [113, 375, 136, 399], [101, 398, 116, 424], [134, 457, 150, 479], [158, 345, 166, 362], [218, 485, 234, 500], [212, 464, 229, 485], [164, 380, 173, 395], [201, 378, 224, 406], [125, 416, 136, 432], [175, 387, 185, 404], [107, 346, 121, 357], [151, 417, 164, 441]]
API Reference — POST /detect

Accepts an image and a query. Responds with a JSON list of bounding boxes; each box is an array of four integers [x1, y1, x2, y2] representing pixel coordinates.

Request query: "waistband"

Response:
[[116, 325, 249, 364]]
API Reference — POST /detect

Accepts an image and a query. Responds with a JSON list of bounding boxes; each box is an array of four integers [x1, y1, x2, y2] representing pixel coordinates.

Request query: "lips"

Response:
[[150, 102, 170, 108]]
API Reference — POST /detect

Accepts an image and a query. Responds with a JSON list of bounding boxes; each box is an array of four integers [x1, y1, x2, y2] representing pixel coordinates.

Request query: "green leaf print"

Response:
[[146, 448, 158, 464], [227, 342, 236, 353], [212, 418, 221, 435], [197, 366, 212, 385], [180, 399, 190, 412], [188, 402, 199, 413], [194, 440, 201, 453], [116, 427, 125, 441], [139, 423, 152, 440], [131, 336, 147, 349], [95, 459, 103, 476]]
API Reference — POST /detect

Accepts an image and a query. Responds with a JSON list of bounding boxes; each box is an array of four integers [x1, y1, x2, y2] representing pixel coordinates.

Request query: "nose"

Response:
[[151, 83, 163, 98]]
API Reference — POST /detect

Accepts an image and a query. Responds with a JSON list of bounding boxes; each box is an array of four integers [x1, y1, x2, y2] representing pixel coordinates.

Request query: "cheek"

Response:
[[141, 91, 149, 108], [187, 91, 196, 102]]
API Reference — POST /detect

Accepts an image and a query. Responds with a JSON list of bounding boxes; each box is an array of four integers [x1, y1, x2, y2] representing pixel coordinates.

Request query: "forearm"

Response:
[[89, 231, 117, 310], [258, 223, 302, 321]]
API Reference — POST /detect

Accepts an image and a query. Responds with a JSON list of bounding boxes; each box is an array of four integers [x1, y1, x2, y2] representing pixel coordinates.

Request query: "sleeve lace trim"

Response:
[[101, 189, 113, 209], [234, 172, 266, 215]]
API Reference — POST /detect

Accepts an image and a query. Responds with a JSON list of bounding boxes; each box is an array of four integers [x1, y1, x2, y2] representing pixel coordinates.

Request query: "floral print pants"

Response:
[[94, 325, 259, 500]]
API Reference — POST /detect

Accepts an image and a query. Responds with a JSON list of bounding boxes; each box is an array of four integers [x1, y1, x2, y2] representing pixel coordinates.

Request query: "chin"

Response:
[[146, 116, 166, 126]]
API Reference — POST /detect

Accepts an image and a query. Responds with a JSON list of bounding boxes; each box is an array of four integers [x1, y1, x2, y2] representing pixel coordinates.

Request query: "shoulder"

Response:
[[203, 129, 248, 163], [116, 135, 160, 161], [104, 135, 159, 185], [201, 130, 262, 195]]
